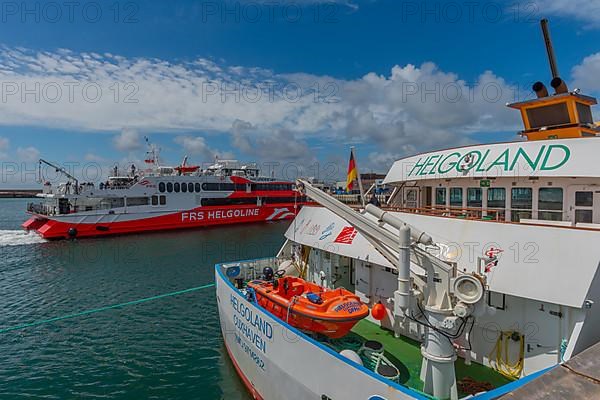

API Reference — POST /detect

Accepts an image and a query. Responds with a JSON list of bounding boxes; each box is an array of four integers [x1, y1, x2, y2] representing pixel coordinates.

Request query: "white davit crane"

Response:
[[296, 179, 488, 400]]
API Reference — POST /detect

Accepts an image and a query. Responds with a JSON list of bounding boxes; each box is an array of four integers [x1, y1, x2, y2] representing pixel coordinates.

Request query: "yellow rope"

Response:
[[489, 331, 525, 380]]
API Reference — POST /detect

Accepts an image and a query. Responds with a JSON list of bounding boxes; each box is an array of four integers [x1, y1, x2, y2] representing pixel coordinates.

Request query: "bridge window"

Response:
[[181, 182, 187, 193], [538, 188, 563, 221], [435, 188, 446, 206], [195, 183, 201, 193], [511, 188, 532, 222], [577, 103, 593, 124], [449, 188, 462, 207], [526, 103, 570, 129], [467, 188, 482, 208], [160, 195, 166, 205], [174, 183, 180, 193], [188, 183, 194, 193], [159, 182, 166, 193], [167, 182, 173, 193]]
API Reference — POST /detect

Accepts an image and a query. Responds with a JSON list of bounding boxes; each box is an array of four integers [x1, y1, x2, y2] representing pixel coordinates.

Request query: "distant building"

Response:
[[336, 173, 387, 194]]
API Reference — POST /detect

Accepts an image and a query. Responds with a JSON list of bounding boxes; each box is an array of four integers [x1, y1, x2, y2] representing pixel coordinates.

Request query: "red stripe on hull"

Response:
[[224, 340, 265, 400], [29, 204, 300, 240]]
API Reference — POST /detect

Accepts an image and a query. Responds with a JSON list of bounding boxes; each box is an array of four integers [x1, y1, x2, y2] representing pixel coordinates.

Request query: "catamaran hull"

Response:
[[23, 204, 298, 239]]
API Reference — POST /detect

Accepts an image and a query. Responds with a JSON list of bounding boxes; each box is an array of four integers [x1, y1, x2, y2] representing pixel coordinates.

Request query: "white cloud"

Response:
[[84, 153, 107, 163], [113, 128, 142, 152], [174, 135, 235, 161], [16, 146, 40, 162], [532, 0, 600, 27], [0, 46, 526, 169], [572, 52, 600, 92]]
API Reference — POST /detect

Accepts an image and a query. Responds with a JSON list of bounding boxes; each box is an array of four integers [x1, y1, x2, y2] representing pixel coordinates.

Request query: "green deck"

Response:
[[325, 320, 512, 399]]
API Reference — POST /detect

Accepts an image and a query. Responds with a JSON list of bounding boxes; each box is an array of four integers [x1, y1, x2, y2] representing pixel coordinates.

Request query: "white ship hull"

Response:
[[215, 263, 546, 400]]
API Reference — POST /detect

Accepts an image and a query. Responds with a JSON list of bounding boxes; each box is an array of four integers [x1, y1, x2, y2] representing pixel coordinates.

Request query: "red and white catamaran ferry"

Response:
[[23, 144, 305, 239]]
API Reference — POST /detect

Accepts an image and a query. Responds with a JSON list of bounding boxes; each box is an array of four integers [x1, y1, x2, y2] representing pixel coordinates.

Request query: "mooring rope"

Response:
[[0, 282, 216, 334]]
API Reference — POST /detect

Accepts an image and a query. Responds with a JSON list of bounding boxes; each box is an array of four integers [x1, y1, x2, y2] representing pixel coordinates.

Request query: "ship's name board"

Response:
[[181, 208, 259, 222], [230, 294, 273, 353], [407, 144, 570, 178]]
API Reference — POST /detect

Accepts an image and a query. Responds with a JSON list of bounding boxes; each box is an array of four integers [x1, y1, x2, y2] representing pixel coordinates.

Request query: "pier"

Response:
[[0, 190, 41, 198]]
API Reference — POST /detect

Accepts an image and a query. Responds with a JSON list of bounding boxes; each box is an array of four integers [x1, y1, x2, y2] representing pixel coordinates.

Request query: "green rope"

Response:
[[0, 282, 216, 334]]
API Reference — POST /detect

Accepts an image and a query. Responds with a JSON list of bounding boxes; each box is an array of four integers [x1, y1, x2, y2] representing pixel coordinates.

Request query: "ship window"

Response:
[[577, 102, 593, 124], [100, 197, 124, 209], [181, 182, 187, 193], [511, 188, 532, 222], [159, 182, 166, 193], [195, 183, 201, 193], [576, 191, 593, 207], [174, 183, 180, 193], [127, 197, 149, 207], [449, 188, 463, 207], [526, 103, 570, 129], [200, 196, 302, 207], [167, 182, 173, 193], [435, 188, 446, 206], [151, 195, 159, 206], [202, 182, 235, 191], [159, 195, 166, 205], [538, 188, 563, 221], [467, 188, 482, 208], [575, 210, 593, 224], [188, 183, 194, 193], [487, 188, 506, 208]]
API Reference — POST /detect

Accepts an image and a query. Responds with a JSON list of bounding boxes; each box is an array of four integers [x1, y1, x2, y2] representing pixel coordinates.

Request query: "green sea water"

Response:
[[0, 198, 288, 399]]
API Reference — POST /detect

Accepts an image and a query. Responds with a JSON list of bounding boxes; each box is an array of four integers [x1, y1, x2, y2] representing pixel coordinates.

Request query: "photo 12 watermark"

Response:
[[0, 81, 139, 104], [0, 1, 140, 24]]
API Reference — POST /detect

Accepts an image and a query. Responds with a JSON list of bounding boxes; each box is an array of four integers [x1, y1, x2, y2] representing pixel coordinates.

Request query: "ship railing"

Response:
[[378, 205, 504, 221], [27, 202, 56, 216], [333, 194, 390, 205], [220, 257, 281, 280]]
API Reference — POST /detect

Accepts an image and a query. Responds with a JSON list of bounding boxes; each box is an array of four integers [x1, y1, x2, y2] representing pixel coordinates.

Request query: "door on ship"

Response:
[[404, 187, 419, 209], [333, 256, 355, 291], [567, 185, 600, 224]]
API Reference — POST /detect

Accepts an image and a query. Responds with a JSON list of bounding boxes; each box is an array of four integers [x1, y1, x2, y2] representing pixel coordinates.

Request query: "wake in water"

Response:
[[0, 230, 47, 246]]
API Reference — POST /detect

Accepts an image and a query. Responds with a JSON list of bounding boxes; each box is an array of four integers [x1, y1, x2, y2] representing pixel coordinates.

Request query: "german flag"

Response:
[[346, 149, 358, 191]]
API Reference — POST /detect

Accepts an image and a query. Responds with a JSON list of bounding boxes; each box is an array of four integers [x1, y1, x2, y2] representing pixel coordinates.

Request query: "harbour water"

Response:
[[0, 198, 287, 399]]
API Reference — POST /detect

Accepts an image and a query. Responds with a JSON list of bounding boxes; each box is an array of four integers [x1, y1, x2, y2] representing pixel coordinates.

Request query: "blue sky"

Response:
[[1, 0, 600, 186]]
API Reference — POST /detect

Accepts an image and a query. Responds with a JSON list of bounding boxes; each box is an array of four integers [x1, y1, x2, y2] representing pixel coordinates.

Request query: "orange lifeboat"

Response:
[[247, 277, 369, 339]]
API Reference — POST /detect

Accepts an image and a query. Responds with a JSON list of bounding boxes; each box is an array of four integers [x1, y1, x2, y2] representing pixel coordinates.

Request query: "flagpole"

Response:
[[351, 146, 366, 207]]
